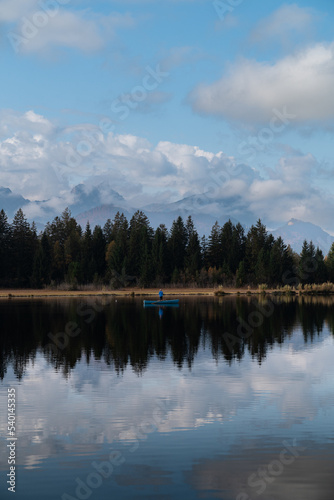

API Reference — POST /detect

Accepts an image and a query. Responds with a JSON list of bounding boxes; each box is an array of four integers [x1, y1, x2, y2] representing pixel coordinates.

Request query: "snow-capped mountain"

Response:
[[2, 185, 334, 254], [271, 219, 334, 255]]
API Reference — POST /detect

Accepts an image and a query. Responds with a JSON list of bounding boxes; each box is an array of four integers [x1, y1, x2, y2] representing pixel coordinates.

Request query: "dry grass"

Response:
[[2, 283, 334, 299], [0, 286, 288, 299]]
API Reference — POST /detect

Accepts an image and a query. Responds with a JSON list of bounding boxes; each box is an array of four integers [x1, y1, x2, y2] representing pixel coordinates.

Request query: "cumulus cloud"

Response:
[[189, 43, 334, 126], [3, 4, 135, 55], [1, 109, 334, 230]]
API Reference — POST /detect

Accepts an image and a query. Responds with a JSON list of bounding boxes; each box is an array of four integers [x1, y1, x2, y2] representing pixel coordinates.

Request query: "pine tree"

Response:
[[326, 243, 334, 282], [152, 224, 169, 283], [103, 219, 113, 243], [45, 208, 82, 283], [299, 240, 316, 284], [106, 213, 129, 274], [314, 247, 327, 284], [128, 211, 153, 277], [220, 220, 233, 274], [168, 216, 187, 276], [80, 222, 94, 283], [200, 235, 208, 268], [269, 236, 293, 285], [185, 216, 202, 279], [245, 219, 272, 283], [207, 221, 221, 268], [92, 225, 106, 278], [255, 248, 267, 283], [11, 209, 37, 286], [0, 209, 11, 283], [52, 240, 65, 282], [31, 233, 52, 287], [231, 222, 246, 273], [64, 230, 81, 269], [139, 242, 153, 287]]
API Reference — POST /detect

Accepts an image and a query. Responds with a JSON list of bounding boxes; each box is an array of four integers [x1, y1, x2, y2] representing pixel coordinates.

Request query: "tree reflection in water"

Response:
[[1, 296, 333, 380]]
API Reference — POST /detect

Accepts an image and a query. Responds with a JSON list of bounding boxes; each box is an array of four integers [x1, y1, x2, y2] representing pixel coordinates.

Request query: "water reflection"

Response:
[[1, 296, 334, 380], [1, 297, 334, 500]]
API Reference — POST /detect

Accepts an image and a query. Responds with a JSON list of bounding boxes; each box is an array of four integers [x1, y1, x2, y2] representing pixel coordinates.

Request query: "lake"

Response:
[[1, 295, 334, 500]]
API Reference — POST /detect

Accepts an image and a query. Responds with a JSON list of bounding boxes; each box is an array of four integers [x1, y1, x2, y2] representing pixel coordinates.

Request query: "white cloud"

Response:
[[0, 0, 38, 22], [21, 10, 104, 54], [1, 335, 333, 470], [189, 43, 334, 126], [1, 109, 334, 230], [4, 4, 135, 55], [160, 46, 205, 72], [250, 4, 316, 44]]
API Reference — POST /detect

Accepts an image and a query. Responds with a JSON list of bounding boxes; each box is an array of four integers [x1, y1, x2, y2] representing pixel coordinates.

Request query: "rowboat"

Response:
[[143, 299, 179, 306]]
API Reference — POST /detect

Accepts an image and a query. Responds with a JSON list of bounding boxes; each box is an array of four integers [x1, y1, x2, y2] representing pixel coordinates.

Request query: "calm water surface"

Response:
[[1, 296, 334, 499]]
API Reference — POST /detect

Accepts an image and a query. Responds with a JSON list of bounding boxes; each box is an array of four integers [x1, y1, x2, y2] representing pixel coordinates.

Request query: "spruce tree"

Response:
[[168, 216, 187, 275], [31, 233, 52, 287], [245, 219, 272, 283], [299, 240, 316, 284], [185, 216, 202, 279], [79, 222, 94, 283], [269, 236, 293, 285], [92, 225, 107, 278], [220, 220, 233, 274], [106, 213, 129, 274], [11, 209, 37, 286], [326, 243, 334, 282], [231, 222, 246, 273], [152, 224, 169, 283], [128, 211, 153, 277], [0, 209, 11, 283], [103, 218, 113, 243], [207, 221, 221, 268], [314, 247, 327, 284]]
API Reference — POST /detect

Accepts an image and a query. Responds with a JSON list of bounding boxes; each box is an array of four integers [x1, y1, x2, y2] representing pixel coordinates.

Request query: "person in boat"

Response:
[[159, 289, 163, 301]]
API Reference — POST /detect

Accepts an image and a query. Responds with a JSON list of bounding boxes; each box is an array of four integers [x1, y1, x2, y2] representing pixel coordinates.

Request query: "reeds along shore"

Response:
[[3, 282, 334, 298]]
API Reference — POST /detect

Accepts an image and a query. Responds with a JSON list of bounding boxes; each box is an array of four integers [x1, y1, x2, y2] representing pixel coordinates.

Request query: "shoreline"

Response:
[[1, 286, 334, 299], [0, 287, 271, 299]]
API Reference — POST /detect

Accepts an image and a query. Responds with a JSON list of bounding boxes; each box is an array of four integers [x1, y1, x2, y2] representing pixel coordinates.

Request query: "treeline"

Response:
[[1, 207, 334, 288]]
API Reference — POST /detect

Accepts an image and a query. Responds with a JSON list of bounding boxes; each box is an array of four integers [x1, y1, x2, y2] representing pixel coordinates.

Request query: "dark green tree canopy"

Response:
[[0, 207, 331, 288]]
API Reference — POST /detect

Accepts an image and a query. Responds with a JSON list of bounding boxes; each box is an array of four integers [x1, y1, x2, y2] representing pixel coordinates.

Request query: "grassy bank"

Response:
[[0, 286, 273, 299], [2, 283, 334, 298]]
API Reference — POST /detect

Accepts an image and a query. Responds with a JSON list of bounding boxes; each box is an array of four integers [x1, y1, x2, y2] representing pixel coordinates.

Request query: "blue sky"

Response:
[[1, 0, 334, 230]]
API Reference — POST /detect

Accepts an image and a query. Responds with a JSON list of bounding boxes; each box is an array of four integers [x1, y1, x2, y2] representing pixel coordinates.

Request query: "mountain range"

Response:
[[1, 184, 333, 255]]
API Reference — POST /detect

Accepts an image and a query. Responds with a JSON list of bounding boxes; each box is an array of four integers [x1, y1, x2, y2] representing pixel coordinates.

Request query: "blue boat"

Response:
[[143, 299, 179, 306]]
